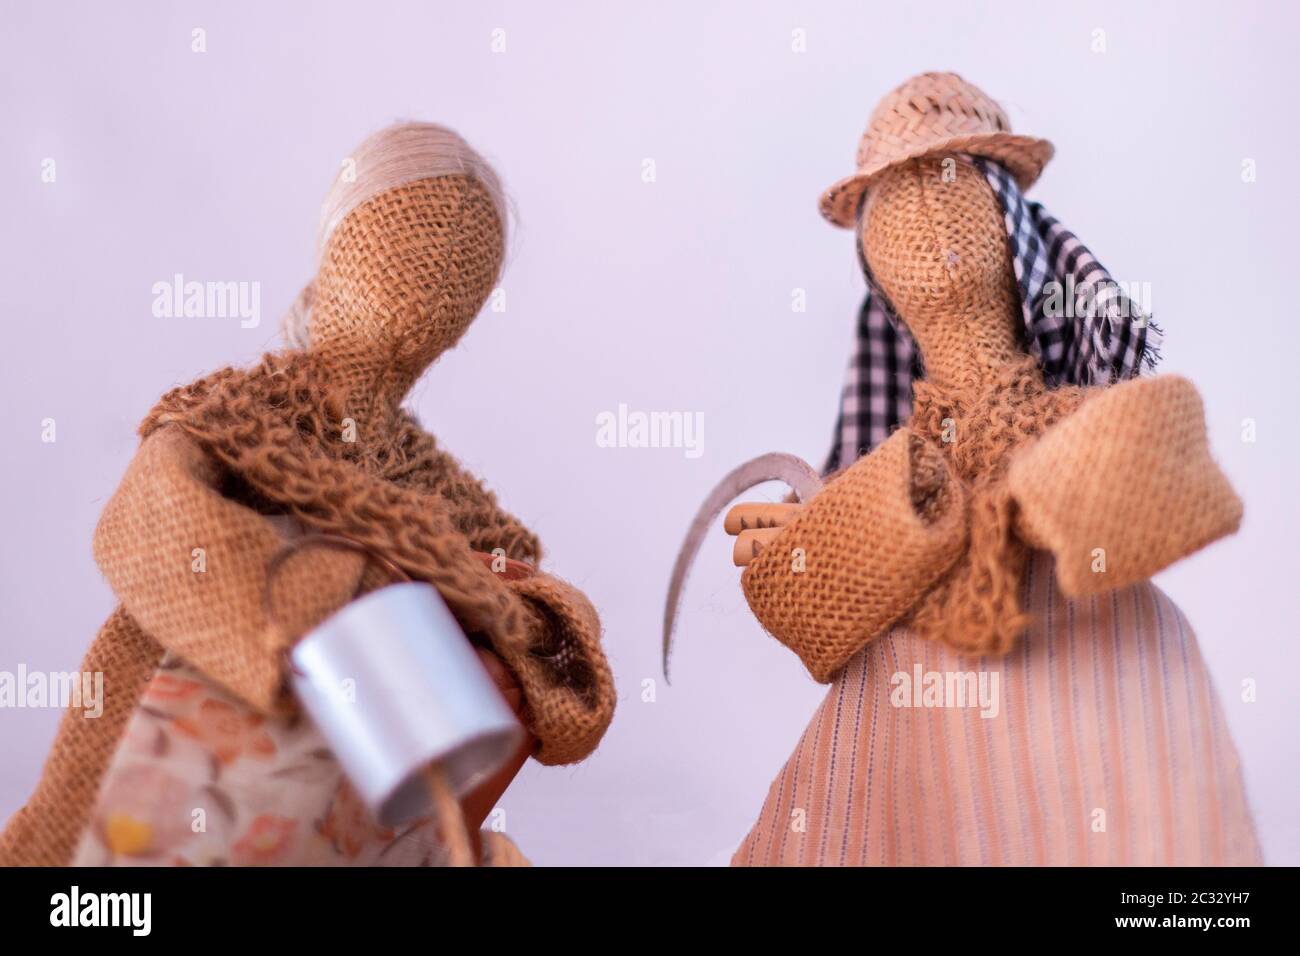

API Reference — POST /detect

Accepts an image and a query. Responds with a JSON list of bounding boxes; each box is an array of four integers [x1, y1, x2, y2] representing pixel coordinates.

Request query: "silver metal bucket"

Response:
[[288, 581, 524, 827]]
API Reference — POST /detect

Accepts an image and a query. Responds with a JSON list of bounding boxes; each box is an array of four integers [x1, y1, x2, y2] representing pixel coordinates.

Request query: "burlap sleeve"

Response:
[[0, 608, 160, 866], [500, 572, 616, 766], [396, 428, 614, 764], [92, 426, 369, 713], [1007, 374, 1243, 597], [741, 428, 969, 682]]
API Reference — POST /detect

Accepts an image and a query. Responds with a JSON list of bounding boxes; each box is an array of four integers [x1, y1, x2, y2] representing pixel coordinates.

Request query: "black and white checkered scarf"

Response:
[[824, 156, 1161, 475]]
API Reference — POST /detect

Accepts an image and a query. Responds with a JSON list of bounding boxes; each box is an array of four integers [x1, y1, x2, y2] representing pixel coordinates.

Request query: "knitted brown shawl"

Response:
[[905, 357, 1086, 655], [140, 349, 603, 720]]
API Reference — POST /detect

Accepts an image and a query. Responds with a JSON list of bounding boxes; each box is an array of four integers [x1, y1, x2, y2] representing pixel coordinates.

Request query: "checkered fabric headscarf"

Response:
[[824, 156, 1162, 475]]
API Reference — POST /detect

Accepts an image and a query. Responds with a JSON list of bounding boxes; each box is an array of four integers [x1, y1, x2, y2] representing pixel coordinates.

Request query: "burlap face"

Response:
[[310, 175, 506, 396], [859, 156, 1028, 391]]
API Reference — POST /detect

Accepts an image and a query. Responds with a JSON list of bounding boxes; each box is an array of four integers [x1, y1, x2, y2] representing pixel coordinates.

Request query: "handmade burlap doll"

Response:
[[722, 74, 1260, 865], [1, 122, 615, 867]]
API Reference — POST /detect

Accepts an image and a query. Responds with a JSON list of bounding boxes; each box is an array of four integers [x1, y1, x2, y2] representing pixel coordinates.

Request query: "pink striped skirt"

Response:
[[734, 553, 1261, 866]]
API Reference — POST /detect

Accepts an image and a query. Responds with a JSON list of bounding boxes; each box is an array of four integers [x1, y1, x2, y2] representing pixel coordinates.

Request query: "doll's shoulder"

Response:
[[119, 423, 225, 492]]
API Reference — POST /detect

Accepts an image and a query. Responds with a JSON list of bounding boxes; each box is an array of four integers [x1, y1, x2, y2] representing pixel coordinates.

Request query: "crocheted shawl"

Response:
[[140, 350, 541, 657]]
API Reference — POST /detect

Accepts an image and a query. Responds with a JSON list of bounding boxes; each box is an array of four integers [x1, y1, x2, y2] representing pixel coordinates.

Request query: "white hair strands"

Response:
[[282, 121, 508, 349]]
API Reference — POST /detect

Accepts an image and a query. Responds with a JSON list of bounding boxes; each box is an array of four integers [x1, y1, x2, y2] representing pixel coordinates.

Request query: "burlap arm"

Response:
[[1008, 375, 1242, 596], [741, 428, 969, 682], [92, 426, 368, 713], [397, 426, 614, 764], [501, 572, 616, 766]]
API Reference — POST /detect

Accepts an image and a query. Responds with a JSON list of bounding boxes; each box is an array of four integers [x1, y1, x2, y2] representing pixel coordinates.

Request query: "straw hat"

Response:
[[819, 71, 1053, 228]]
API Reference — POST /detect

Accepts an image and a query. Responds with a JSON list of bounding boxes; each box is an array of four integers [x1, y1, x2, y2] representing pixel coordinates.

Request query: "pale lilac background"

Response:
[[2, 1, 1296, 866]]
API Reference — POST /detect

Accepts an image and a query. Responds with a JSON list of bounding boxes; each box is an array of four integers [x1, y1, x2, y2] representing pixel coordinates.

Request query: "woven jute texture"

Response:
[[1, 175, 615, 866], [820, 71, 1053, 227], [0, 610, 157, 866], [744, 155, 1240, 681], [1009, 374, 1243, 596], [741, 429, 968, 682]]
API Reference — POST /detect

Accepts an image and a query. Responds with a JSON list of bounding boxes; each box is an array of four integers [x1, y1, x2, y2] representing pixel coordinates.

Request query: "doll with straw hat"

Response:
[[674, 72, 1260, 865], [1, 122, 615, 867]]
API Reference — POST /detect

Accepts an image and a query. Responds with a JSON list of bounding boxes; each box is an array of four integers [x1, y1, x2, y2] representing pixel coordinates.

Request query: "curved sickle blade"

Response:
[[662, 452, 823, 681]]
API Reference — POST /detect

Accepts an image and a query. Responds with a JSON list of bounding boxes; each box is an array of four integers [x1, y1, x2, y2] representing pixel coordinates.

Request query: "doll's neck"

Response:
[[308, 339, 421, 438], [904, 299, 1031, 396]]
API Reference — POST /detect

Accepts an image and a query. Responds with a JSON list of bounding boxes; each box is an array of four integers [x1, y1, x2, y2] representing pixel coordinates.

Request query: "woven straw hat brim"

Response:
[[818, 131, 1054, 228]]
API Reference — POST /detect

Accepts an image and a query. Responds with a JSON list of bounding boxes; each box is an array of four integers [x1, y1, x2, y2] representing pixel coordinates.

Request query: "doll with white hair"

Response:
[[1, 122, 615, 867]]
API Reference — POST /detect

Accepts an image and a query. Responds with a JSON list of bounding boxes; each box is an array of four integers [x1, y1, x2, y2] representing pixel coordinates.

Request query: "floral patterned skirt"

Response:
[[71, 654, 527, 867]]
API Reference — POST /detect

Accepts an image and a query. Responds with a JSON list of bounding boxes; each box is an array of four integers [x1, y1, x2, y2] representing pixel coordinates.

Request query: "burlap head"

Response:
[[310, 174, 505, 416], [860, 154, 1024, 391]]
